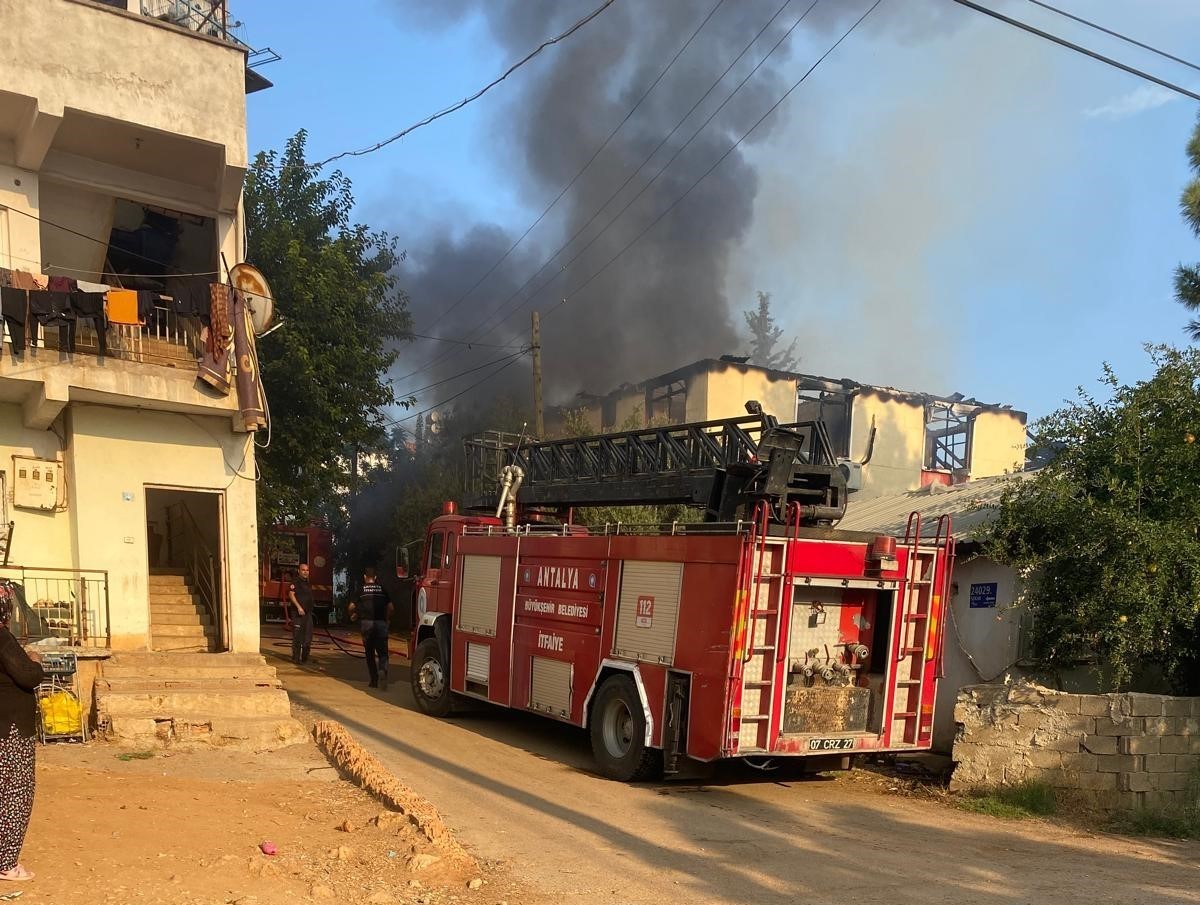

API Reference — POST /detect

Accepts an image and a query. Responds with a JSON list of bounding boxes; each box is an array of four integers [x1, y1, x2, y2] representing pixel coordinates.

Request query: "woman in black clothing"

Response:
[[0, 595, 42, 883]]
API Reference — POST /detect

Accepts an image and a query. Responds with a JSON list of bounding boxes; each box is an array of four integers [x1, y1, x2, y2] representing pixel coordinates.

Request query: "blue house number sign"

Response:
[[969, 582, 998, 609]]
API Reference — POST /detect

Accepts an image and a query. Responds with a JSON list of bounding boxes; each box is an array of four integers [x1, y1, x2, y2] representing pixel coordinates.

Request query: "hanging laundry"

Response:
[[10, 271, 39, 291], [232, 289, 266, 430], [72, 291, 108, 357], [164, 276, 209, 319], [198, 283, 234, 393], [0, 268, 13, 289], [105, 289, 141, 326], [76, 280, 110, 294], [1, 287, 28, 354], [136, 290, 157, 323], [29, 290, 76, 352], [46, 275, 77, 293]]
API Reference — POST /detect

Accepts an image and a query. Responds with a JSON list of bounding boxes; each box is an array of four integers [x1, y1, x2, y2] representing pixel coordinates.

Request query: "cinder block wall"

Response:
[[952, 684, 1200, 811]]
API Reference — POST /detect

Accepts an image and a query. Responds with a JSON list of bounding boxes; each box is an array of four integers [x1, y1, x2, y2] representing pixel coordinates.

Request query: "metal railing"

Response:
[[0, 567, 110, 646], [164, 501, 219, 645], [1, 305, 202, 367]]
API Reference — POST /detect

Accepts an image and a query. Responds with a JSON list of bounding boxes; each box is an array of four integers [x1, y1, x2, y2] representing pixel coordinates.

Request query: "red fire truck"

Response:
[[406, 411, 954, 781], [260, 524, 334, 624]]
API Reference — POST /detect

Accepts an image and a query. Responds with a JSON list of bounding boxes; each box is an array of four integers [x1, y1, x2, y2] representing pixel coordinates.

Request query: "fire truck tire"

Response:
[[411, 638, 453, 717], [589, 675, 660, 782]]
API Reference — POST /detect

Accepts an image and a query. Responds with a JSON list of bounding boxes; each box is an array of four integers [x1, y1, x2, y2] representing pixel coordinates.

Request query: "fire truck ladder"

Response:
[[464, 412, 849, 525], [730, 503, 791, 752], [891, 513, 951, 746], [723, 503, 788, 753]]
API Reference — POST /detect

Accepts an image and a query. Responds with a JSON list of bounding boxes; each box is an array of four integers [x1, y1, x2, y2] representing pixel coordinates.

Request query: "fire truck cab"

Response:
[[408, 412, 954, 781]]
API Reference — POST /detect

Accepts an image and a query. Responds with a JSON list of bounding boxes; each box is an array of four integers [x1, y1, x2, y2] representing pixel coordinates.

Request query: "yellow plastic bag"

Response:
[[40, 690, 82, 735]]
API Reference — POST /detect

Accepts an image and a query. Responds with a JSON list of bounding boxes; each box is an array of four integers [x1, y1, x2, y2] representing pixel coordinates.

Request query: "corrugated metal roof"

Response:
[[837, 472, 1035, 542]]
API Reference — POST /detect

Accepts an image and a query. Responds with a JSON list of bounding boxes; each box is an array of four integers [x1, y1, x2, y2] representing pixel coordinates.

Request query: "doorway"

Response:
[[145, 487, 227, 652]]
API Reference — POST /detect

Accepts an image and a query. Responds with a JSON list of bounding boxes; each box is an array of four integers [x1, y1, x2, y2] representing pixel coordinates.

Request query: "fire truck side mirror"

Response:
[[395, 546, 410, 580]]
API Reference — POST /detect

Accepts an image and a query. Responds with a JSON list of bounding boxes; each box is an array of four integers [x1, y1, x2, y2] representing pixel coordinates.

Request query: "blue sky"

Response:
[[245, 0, 1200, 423]]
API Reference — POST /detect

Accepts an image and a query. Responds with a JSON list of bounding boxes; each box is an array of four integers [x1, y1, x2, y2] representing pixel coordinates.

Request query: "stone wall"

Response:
[[952, 683, 1200, 811]]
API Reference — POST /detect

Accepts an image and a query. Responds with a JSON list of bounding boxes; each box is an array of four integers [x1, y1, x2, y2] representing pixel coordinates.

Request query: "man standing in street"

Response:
[[348, 566, 392, 689], [287, 563, 315, 665]]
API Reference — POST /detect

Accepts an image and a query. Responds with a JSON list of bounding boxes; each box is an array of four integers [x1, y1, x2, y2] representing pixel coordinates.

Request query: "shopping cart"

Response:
[[35, 651, 88, 744]]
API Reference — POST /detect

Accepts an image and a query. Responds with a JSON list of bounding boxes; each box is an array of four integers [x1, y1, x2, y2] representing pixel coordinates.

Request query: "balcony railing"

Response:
[[1, 305, 203, 369], [139, 1, 246, 44], [0, 566, 110, 647]]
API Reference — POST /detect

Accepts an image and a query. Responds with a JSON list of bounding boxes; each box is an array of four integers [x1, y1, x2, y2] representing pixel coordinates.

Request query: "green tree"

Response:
[[743, 291, 798, 371], [985, 346, 1200, 693], [245, 130, 412, 528], [1175, 119, 1200, 339]]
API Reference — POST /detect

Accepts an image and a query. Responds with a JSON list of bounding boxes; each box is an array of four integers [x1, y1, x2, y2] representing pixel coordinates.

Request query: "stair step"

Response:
[[98, 688, 293, 718], [152, 623, 215, 638], [101, 657, 278, 672], [151, 642, 213, 653], [150, 604, 206, 617], [100, 676, 282, 693], [149, 573, 190, 585], [149, 592, 200, 605], [107, 653, 267, 667], [151, 613, 212, 627], [106, 715, 306, 750], [151, 609, 212, 624]]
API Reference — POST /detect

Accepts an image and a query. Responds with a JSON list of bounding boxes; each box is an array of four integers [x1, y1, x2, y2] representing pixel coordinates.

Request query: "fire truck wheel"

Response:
[[590, 675, 660, 782], [411, 638, 453, 717]]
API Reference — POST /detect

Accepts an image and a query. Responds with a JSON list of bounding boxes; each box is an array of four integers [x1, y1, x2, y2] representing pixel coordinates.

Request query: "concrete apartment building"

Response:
[[0, 0, 268, 656], [557, 357, 1028, 497]]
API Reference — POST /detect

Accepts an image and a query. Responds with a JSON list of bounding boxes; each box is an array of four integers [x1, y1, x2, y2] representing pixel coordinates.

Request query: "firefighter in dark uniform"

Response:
[[287, 563, 315, 664], [348, 566, 393, 689]]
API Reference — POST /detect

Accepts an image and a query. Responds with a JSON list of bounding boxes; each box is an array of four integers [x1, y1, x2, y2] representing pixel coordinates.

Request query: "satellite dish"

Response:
[[230, 263, 276, 335]]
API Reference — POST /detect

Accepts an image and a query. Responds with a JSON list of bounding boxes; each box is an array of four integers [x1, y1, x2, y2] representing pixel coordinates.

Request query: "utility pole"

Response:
[[532, 311, 544, 439]]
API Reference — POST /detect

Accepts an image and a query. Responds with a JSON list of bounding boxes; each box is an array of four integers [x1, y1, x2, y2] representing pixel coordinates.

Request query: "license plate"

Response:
[[808, 737, 855, 751]]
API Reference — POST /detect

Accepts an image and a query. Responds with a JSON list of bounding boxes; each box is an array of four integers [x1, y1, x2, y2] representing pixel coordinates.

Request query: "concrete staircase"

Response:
[[96, 652, 306, 750], [149, 568, 216, 652]]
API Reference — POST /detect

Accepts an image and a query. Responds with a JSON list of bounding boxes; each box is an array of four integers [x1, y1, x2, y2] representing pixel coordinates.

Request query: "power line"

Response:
[[3, 205, 210, 278], [951, 0, 1200, 103], [6, 204, 518, 351], [477, 0, 817, 343], [420, 0, 728, 339], [400, 348, 529, 397], [406, 332, 523, 350], [1025, 0, 1200, 75], [309, 0, 617, 171], [545, 0, 883, 322], [385, 352, 529, 428], [407, 0, 801, 382]]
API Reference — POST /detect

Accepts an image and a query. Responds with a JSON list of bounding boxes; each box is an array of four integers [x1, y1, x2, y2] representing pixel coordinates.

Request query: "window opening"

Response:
[[427, 532, 445, 572], [925, 403, 973, 474]]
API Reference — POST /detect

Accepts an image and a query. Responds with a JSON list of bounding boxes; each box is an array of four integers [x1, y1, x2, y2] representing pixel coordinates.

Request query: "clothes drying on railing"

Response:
[[0, 267, 268, 432]]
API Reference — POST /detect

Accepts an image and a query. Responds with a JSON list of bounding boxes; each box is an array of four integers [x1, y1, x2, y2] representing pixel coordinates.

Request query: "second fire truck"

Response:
[[406, 408, 954, 781]]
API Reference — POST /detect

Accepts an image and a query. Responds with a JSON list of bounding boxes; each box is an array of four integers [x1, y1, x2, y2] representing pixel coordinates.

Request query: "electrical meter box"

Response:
[[12, 456, 60, 511]]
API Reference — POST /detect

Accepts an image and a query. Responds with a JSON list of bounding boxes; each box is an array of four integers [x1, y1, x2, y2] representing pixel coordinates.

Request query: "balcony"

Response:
[[3, 303, 202, 370]]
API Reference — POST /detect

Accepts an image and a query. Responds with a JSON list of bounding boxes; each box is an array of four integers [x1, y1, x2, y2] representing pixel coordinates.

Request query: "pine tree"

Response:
[[743, 291, 799, 371]]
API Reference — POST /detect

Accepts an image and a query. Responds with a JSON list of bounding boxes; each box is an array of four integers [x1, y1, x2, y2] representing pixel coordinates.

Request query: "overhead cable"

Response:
[[1025, 0, 1200, 75], [544, 0, 884, 321], [951, 0, 1200, 102], [420, 0, 728, 338], [308, 0, 618, 170], [404, 0, 801, 383]]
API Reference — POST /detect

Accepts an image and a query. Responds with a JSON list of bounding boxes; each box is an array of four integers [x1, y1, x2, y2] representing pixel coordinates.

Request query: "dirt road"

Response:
[[267, 629, 1200, 905]]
